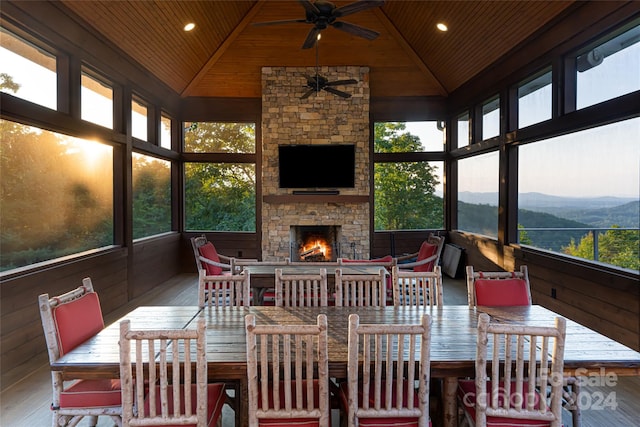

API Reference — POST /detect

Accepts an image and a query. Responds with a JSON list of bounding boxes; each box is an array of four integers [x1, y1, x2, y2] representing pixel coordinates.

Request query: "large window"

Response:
[[81, 68, 113, 129], [482, 96, 500, 140], [373, 122, 444, 231], [1, 120, 114, 272], [184, 121, 256, 153], [518, 118, 639, 271], [0, 27, 56, 110], [160, 113, 172, 149], [184, 163, 256, 232], [457, 151, 499, 238], [183, 122, 256, 231], [518, 69, 552, 128], [576, 22, 640, 110], [131, 96, 148, 141], [132, 153, 171, 239], [456, 111, 470, 148]]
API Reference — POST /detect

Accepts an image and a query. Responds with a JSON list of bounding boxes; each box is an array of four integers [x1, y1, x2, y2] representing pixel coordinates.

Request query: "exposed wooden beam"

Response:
[[372, 7, 448, 97], [180, 0, 267, 97]]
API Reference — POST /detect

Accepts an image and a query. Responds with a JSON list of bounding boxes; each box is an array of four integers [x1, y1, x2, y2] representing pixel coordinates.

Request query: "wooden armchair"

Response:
[[334, 267, 389, 307], [245, 313, 330, 427], [465, 265, 532, 307], [119, 318, 226, 427], [339, 313, 432, 427], [198, 268, 251, 308], [396, 233, 445, 273], [274, 267, 328, 307], [457, 313, 566, 427], [38, 278, 122, 427], [393, 265, 444, 307]]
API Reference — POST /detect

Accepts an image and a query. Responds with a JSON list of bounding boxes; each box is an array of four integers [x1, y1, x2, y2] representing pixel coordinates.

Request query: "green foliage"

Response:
[[563, 226, 639, 270], [184, 121, 255, 153], [132, 155, 171, 239], [373, 122, 443, 230]]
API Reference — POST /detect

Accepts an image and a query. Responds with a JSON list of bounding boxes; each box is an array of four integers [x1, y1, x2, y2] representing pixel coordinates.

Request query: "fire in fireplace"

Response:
[[290, 226, 340, 262]]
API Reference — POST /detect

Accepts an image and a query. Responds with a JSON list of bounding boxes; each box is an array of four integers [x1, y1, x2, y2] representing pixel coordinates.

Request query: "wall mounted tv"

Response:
[[278, 144, 355, 189]]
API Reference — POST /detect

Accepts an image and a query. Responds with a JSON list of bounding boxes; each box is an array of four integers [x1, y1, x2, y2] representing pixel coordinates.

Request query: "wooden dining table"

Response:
[[52, 305, 640, 427]]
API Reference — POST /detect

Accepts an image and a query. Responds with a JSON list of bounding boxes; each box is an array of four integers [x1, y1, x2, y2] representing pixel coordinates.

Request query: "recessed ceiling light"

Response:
[[184, 23, 195, 32], [436, 22, 448, 32]]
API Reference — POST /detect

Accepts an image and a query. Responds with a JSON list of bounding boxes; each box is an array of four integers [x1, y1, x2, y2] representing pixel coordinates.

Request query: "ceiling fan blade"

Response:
[[333, 0, 385, 18], [252, 19, 307, 27], [302, 27, 321, 49], [331, 21, 379, 40], [323, 86, 352, 98], [300, 88, 316, 99], [326, 79, 358, 86], [298, 0, 321, 16], [303, 73, 317, 83]]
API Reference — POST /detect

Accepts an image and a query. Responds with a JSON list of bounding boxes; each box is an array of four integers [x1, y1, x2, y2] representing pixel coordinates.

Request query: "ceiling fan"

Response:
[[300, 37, 358, 99], [254, 0, 384, 49]]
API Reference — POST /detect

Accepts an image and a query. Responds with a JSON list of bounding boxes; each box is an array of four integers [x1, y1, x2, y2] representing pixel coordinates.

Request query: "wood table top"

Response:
[[52, 305, 640, 380]]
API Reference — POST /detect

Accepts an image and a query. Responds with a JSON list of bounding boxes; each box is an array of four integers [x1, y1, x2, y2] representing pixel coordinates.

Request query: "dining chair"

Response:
[[244, 313, 330, 427], [274, 267, 328, 307], [334, 267, 388, 307], [392, 265, 444, 307], [119, 318, 226, 427], [38, 278, 122, 427], [198, 268, 251, 307], [465, 265, 532, 307], [395, 233, 445, 273], [339, 313, 432, 427], [457, 313, 566, 427]]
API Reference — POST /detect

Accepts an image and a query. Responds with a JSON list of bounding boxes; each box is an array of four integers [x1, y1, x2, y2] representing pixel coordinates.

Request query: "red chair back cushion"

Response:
[[198, 242, 223, 275], [475, 278, 530, 306], [52, 292, 104, 356], [414, 242, 437, 272]]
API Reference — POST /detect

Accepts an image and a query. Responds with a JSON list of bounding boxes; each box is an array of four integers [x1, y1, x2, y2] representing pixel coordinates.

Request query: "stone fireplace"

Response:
[[261, 66, 370, 261]]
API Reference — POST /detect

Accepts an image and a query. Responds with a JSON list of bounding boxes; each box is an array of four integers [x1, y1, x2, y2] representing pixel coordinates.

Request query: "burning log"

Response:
[[300, 245, 322, 259]]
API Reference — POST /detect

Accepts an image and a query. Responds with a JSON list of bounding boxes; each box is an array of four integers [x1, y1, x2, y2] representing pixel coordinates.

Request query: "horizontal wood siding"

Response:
[[449, 231, 640, 351], [130, 234, 182, 298]]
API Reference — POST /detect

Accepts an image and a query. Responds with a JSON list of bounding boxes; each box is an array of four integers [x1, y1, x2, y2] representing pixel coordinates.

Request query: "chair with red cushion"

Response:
[[191, 234, 237, 276], [38, 278, 122, 427], [199, 268, 251, 308], [339, 313, 432, 427], [274, 268, 328, 307], [457, 313, 566, 427], [395, 234, 445, 273], [245, 313, 329, 427], [119, 318, 226, 427], [393, 265, 444, 307], [465, 265, 532, 307]]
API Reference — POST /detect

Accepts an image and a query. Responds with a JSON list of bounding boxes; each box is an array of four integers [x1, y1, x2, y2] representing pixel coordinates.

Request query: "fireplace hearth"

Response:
[[290, 225, 340, 262]]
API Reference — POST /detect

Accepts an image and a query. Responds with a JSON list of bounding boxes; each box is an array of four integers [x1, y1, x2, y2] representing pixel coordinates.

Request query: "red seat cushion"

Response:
[[457, 379, 552, 427], [475, 278, 530, 306], [414, 242, 437, 272], [198, 242, 223, 275], [143, 383, 226, 427], [338, 381, 431, 427], [59, 378, 121, 408], [52, 292, 104, 356]]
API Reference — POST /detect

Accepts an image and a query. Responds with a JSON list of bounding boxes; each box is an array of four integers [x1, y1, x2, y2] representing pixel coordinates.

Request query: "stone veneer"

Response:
[[261, 66, 370, 261]]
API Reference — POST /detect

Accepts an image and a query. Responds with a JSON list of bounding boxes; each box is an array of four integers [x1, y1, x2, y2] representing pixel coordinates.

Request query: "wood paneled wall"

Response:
[[449, 231, 640, 351]]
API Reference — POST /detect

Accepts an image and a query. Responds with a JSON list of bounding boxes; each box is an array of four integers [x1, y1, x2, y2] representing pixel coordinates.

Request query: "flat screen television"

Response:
[[278, 144, 355, 189]]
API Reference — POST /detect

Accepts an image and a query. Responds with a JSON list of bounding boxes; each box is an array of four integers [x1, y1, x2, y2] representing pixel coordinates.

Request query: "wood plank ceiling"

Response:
[[58, 0, 575, 99]]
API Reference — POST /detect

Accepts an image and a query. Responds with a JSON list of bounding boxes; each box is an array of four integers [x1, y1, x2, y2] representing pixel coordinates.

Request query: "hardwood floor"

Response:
[[2, 273, 638, 427]]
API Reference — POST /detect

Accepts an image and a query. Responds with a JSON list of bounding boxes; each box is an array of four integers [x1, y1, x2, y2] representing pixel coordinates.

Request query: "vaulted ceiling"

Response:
[[57, 0, 575, 99]]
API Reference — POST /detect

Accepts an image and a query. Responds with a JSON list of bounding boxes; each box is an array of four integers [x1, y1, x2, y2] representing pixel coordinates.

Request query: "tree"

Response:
[[563, 225, 639, 270], [184, 122, 256, 231], [373, 122, 442, 230]]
